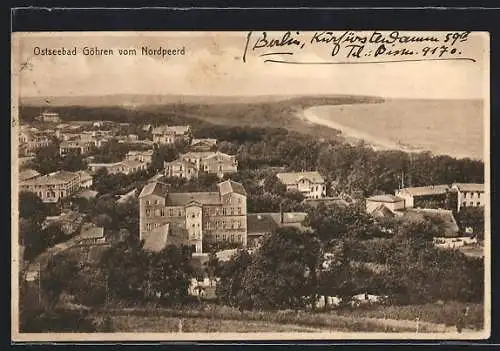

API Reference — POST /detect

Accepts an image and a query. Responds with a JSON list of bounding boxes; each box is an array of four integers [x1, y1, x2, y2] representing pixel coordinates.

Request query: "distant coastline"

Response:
[[300, 102, 484, 161], [300, 106, 407, 152]]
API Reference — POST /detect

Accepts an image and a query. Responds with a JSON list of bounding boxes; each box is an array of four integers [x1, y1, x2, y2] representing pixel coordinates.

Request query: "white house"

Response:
[[451, 183, 485, 212], [276, 171, 326, 199]]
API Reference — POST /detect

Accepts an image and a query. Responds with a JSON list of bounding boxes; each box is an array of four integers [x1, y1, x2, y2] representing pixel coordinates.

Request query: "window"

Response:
[[477, 202, 481, 206], [222, 221, 226, 228], [477, 193, 481, 199], [463, 201, 467, 207], [160, 208, 165, 216], [222, 208, 226, 215], [146, 209, 151, 217], [237, 207, 242, 215], [146, 200, 150, 205], [169, 209, 174, 216], [155, 200, 159, 205], [470, 201, 474, 206]]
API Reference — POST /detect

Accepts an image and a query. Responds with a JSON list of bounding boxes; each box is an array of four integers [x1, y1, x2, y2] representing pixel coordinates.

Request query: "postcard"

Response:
[[11, 30, 490, 342]]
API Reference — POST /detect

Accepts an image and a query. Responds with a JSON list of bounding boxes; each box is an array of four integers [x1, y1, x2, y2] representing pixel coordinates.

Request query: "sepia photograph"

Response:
[[11, 31, 490, 341]]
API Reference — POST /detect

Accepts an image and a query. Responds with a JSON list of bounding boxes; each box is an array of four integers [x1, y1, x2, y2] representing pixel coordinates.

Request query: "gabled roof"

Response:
[[396, 185, 450, 197], [452, 183, 485, 193], [204, 151, 234, 160], [21, 171, 79, 186], [19, 169, 41, 181], [367, 194, 405, 203], [180, 151, 216, 159], [127, 149, 154, 156], [166, 192, 221, 206], [191, 138, 217, 146], [369, 204, 396, 218], [80, 224, 104, 240], [218, 179, 247, 196], [143, 224, 170, 252], [142, 223, 189, 252], [153, 125, 190, 135], [276, 171, 325, 185], [139, 181, 168, 198], [402, 208, 459, 237], [303, 197, 349, 208]]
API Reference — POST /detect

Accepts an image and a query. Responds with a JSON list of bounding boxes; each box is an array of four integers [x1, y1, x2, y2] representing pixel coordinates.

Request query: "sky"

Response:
[[12, 31, 489, 99]]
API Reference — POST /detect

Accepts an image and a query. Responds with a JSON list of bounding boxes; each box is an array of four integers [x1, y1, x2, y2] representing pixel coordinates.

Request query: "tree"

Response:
[[41, 223, 66, 248], [19, 191, 47, 225], [61, 151, 87, 172], [219, 228, 322, 311], [148, 246, 193, 305], [204, 251, 221, 287], [456, 207, 485, 239], [41, 254, 80, 308], [20, 218, 44, 262], [216, 250, 253, 307], [263, 174, 286, 195], [101, 240, 149, 301], [150, 145, 178, 171], [30, 142, 62, 174]]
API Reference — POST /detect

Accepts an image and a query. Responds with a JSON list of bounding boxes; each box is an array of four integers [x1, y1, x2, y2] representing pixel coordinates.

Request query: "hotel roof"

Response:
[[218, 179, 247, 196], [143, 224, 170, 252], [402, 208, 459, 237], [276, 171, 325, 185], [452, 183, 485, 193], [166, 192, 221, 206], [21, 171, 79, 185], [191, 138, 217, 145], [180, 151, 217, 159], [19, 169, 41, 182], [396, 185, 450, 197], [139, 181, 169, 198], [127, 149, 154, 156], [153, 125, 190, 135], [367, 194, 405, 203]]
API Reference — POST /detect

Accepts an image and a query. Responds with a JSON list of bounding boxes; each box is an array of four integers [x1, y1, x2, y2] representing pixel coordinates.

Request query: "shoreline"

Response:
[[299, 105, 481, 160], [300, 106, 418, 153]]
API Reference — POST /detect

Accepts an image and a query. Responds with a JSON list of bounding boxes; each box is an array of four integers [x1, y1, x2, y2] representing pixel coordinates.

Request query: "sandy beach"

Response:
[[300, 106, 420, 153], [299, 103, 484, 160]]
